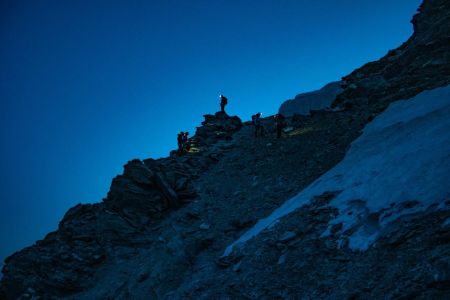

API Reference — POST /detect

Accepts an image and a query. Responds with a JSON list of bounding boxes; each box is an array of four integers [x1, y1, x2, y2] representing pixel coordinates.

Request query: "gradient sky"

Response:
[[0, 0, 421, 264]]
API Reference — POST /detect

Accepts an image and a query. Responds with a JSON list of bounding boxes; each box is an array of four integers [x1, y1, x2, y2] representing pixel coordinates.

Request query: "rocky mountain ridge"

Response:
[[1, 0, 450, 299]]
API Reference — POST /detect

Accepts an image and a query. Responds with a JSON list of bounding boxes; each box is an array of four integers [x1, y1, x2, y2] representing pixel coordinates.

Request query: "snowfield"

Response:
[[225, 85, 450, 256]]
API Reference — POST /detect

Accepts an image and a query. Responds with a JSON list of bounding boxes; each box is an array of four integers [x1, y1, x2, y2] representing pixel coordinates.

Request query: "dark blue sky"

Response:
[[0, 0, 420, 263]]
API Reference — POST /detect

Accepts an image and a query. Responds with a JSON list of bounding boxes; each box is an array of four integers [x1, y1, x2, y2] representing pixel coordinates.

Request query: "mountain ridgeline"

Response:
[[1, 0, 450, 299]]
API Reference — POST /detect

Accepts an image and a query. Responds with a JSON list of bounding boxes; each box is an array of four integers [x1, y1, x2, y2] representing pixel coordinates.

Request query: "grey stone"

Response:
[[278, 231, 296, 243], [199, 223, 210, 230]]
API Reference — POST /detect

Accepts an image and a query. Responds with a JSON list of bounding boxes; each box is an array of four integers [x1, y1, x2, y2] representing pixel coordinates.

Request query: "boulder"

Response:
[[195, 112, 243, 144]]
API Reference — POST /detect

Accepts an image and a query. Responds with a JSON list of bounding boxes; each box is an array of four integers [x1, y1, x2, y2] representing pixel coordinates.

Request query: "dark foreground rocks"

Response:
[[0, 113, 243, 299]]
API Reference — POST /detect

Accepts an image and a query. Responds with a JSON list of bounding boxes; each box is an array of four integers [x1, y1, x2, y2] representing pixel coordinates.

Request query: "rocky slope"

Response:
[[333, 0, 450, 114], [1, 0, 450, 299]]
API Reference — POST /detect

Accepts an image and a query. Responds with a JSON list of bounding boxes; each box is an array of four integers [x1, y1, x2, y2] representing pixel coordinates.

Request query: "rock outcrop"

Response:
[[0, 112, 243, 300], [1, 0, 449, 299], [195, 111, 243, 145], [332, 0, 450, 114]]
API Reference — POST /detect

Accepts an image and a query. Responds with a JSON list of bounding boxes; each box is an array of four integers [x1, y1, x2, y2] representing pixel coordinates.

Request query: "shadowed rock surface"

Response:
[[333, 0, 450, 114], [1, 0, 449, 299]]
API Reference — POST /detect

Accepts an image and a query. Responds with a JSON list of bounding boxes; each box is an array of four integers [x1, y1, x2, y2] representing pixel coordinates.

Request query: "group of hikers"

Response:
[[177, 94, 287, 154], [251, 112, 285, 138], [177, 131, 190, 154]]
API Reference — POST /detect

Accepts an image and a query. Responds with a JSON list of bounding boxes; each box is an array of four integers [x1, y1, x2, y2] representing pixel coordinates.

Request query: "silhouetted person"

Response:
[[182, 132, 190, 152], [220, 94, 228, 113], [177, 132, 184, 154], [252, 112, 263, 137], [274, 113, 285, 138]]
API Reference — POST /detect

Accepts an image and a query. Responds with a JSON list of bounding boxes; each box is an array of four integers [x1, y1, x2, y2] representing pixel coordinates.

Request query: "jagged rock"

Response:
[[277, 255, 286, 265], [154, 171, 179, 208], [175, 177, 189, 191], [103, 158, 200, 223], [123, 159, 155, 185], [278, 231, 296, 243], [195, 112, 242, 144], [105, 160, 166, 216], [332, 0, 450, 112], [311, 191, 340, 206], [199, 223, 210, 230], [232, 261, 242, 272], [0, 203, 119, 299], [185, 211, 200, 220]]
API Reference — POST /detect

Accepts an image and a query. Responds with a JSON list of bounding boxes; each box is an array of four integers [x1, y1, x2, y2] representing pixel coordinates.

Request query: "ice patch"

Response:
[[224, 85, 450, 256]]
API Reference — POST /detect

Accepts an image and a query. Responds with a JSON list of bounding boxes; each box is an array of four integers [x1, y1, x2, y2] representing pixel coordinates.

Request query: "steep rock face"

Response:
[[0, 203, 134, 299], [105, 159, 182, 225], [279, 81, 343, 116], [57, 103, 366, 300], [0, 113, 243, 300], [333, 0, 450, 113]]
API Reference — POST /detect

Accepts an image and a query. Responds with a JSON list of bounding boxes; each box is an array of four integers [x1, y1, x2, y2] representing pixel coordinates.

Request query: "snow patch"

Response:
[[224, 85, 450, 256]]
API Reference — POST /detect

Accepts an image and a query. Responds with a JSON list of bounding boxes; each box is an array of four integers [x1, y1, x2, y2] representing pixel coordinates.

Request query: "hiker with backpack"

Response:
[[252, 112, 263, 137], [177, 132, 184, 154], [220, 94, 228, 113], [274, 113, 286, 139], [182, 132, 190, 152]]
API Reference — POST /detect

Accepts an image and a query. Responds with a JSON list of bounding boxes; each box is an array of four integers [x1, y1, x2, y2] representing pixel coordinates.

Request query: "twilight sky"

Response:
[[0, 0, 421, 264]]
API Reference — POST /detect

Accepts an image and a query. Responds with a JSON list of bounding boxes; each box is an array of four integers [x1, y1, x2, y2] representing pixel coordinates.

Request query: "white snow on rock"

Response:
[[224, 85, 450, 256], [278, 81, 343, 117]]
